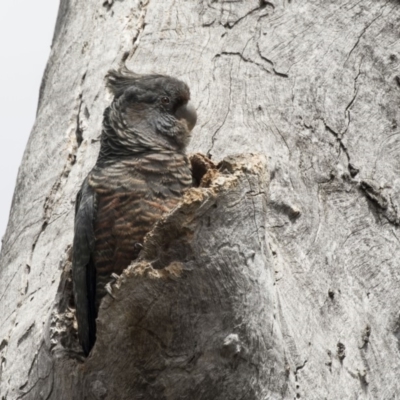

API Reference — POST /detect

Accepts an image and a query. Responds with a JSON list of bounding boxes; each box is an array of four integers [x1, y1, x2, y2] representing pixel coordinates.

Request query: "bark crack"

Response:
[[17, 323, 35, 347], [217, 51, 270, 73], [295, 359, 308, 373], [344, 3, 388, 65], [320, 55, 364, 180], [322, 120, 350, 164], [202, 0, 273, 28], [294, 359, 308, 398], [343, 61, 363, 137], [27, 352, 38, 380], [322, 119, 362, 184], [121, 0, 150, 64], [359, 180, 400, 226], [207, 59, 233, 157], [75, 94, 84, 147], [222, 4, 263, 29], [256, 42, 289, 78]]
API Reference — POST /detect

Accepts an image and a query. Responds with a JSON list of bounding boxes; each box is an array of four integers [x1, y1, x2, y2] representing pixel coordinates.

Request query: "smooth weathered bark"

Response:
[[1, 0, 400, 399]]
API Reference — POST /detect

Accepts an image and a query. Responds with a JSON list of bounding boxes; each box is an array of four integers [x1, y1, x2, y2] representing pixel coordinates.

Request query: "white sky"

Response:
[[0, 2, 59, 241]]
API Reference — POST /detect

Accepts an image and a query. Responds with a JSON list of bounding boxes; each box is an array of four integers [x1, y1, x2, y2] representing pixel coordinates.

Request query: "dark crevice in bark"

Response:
[[343, 63, 363, 137], [218, 45, 289, 79], [337, 342, 346, 362], [320, 119, 399, 226], [294, 359, 307, 399], [216, 51, 270, 74], [295, 359, 308, 373], [75, 92, 85, 148], [222, 5, 265, 29], [322, 120, 351, 163], [103, 0, 127, 11], [321, 119, 359, 178], [256, 43, 289, 78], [348, 163, 359, 178], [210, 0, 275, 29], [259, 0, 275, 9], [76, 69, 90, 147], [0, 340, 7, 353], [190, 153, 217, 186], [269, 200, 301, 222], [360, 180, 388, 211], [123, 0, 150, 64], [359, 180, 399, 226], [102, 0, 114, 11], [202, 18, 216, 27], [17, 324, 35, 347]]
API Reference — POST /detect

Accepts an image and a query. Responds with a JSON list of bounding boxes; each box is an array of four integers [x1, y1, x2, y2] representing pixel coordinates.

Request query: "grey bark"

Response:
[[1, 0, 400, 399]]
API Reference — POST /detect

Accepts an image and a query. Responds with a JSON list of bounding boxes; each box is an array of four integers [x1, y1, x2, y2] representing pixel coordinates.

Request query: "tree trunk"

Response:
[[1, 0, 400, 399]]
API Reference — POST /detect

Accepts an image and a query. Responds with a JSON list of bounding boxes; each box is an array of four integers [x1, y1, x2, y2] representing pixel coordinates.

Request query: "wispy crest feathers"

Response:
[[105, 66, 142, 96], [105, 66, 165, 97]]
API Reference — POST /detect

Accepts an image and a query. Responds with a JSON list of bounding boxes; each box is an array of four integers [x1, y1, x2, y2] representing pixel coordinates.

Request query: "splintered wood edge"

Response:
[[126, 261, 184, 280], [112, 153, 267, 288]]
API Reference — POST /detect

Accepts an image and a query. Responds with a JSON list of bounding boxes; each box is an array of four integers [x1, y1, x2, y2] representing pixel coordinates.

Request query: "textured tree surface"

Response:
[[1, 0, 400, 399]]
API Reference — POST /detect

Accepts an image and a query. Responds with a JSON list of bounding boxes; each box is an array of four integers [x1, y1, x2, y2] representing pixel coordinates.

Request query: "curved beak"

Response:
[[175, 101, 197, 131]]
